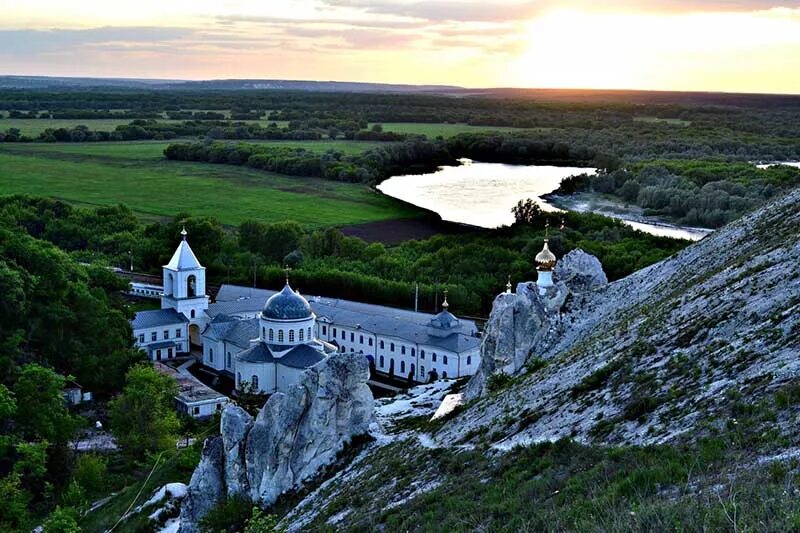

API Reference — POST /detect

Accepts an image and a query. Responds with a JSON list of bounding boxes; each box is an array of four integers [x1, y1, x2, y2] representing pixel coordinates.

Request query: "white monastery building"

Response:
[[132, 230, 482, 395]]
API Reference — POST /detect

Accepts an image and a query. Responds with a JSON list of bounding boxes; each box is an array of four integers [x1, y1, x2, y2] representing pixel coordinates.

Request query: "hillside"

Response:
[[276, 188, 800, 531]]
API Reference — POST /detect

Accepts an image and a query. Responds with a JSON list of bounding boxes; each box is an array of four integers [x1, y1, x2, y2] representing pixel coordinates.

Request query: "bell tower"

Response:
[[161, 228, 209, 322]]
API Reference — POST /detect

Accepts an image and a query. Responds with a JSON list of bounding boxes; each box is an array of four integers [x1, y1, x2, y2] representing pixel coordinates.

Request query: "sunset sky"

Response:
[[1, 0, 798, 94]]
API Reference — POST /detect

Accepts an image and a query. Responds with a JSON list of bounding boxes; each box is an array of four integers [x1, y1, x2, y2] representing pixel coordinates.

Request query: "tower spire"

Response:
[[181, 226, 187, 241], [506, 275, 512, 294], [283, 265, 292, 285], [442, 289, 449, 309]]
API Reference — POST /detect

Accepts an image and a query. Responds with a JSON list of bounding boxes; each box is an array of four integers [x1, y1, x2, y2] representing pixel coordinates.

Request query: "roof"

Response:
[[236, 341, 326, 368], [165, 234, 203, 271], [263, 283, 313, 321], [147, 340, 183, 350], [202, 316, 258, 349], [132, 308, 188, 330], [154, 363, 228, 404], [211, 284, 481, 354]]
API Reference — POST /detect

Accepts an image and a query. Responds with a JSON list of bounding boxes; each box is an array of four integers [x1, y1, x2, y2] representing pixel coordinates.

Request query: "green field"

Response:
[[0, 142, 423, 226], [633, 116, 692, 126], [0, 118, 188, 136]]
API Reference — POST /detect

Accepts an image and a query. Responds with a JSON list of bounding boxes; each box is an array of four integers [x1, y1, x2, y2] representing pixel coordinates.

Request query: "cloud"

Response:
[[0, 26, 194, 55], [321, 0, 539, 22]]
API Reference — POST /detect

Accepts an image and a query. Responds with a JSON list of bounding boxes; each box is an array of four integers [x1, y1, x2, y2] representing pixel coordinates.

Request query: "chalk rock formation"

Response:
[[465, 250, 607, 399], [554, 249, 608, 292], [178, 438, 225, 533], [178, 352, 374, 531]]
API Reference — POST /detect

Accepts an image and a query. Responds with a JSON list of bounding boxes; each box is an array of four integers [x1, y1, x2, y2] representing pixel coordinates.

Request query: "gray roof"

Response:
[[236, 341, 326, 368], [202, 315, 258, 349], [211, 284, 480, 354], [165, 233, 203, 271], [263, 283, 313, 320], [132, 308, 188, 330]]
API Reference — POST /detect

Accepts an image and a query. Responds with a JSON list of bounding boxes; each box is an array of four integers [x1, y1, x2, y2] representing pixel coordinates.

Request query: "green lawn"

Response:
[[371, 122, 539, 138], [0, 142, 423, 227]]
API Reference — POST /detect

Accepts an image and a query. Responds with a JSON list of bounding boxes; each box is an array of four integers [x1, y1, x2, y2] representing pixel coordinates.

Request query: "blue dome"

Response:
[[262, 284, 312, 320]]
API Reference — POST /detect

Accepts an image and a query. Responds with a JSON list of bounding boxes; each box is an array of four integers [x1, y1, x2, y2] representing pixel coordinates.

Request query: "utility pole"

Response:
[[128, 250, 133, 272], [252, 258, 258, 288]]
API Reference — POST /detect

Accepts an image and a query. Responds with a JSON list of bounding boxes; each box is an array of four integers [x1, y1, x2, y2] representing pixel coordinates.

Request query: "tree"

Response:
[[511, 198, 543, 225], [43, 506, 81, 533], [13, 364, 80, 444], [109, 364, 180, 459]]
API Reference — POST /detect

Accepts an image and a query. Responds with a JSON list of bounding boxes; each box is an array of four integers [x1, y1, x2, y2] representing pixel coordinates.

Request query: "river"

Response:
[[378, 159, 711, 241]]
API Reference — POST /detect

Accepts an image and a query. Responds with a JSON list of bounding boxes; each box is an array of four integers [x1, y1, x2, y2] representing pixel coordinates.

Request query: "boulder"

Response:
[[178, 437, 225, 533], [554, 249, 608, 292], [178, 352, 375, 530]]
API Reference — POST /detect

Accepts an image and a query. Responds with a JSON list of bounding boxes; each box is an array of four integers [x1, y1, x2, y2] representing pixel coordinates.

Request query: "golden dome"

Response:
[[535, 239, 557, 271]]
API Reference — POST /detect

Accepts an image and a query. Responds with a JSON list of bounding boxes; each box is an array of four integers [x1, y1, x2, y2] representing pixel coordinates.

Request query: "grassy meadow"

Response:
[[0, 141, 424, 226]]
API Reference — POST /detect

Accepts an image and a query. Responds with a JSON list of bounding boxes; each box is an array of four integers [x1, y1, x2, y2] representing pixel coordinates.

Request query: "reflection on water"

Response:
[[378, 160, 596, 228], [378, 160, 710, 240]]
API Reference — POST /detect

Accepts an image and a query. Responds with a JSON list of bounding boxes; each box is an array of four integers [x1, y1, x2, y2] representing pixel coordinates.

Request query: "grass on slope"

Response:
[[0, 142, 423, 227]]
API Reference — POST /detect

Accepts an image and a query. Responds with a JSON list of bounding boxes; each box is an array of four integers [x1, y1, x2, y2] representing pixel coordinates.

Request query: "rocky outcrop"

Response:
[[178, 438, 225, 533], [466, 251, 607, 399], [555, 249, 608, 292], [178, 352, 374, 531]]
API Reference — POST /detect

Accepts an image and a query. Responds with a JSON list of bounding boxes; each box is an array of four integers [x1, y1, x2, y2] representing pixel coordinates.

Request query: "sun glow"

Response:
[[511, 8, 800, 93]]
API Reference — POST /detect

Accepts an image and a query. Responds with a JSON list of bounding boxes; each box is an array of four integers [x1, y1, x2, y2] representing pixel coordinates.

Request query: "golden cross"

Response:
[[284, 265, 292, 283], [545, 219, 550, 240]]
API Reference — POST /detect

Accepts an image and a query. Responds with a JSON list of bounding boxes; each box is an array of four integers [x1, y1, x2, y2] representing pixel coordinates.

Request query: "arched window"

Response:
[[467, 355, 472, 365], [237, 373, 241, 386], [379, 355, 384, 367], [227, 352, 232, 368], [322, 325, 327, 335], [432, 353, 437, 362], [278, 330, 284, 343], [341, 345, 346, 352], [209, 347, 214, 362], [443, 355, 448, 365], [191, 309, 196, 319], [332, 327, 337, 337], [442, 371, 448, 379], [369, 338, 373, 346], [380, 340, 385, 349], [262, 327, 265, 339], [252, 375, 259, 389], [420, 366, 425, 376], [166, 273, 174, 295], [390, 343, 395, 352], [341, 330, 345, 340], [411, 348, 416, 357], [187, 275, 196, 297], [269, 329, 274, 342], [400, 361, 406, 373], [299, 329, 304, 342], [420, 350, 425, 360], [289, 329, 295, 343]]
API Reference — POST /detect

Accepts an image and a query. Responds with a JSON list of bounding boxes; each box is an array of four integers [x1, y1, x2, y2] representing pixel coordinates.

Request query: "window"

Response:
[[332, 327, 337, 337], [401, 346, 406, 355], [262, 327, 265, 339], [467, 356, 472, 365], [379, 355, 384, 367], [443, 355, 448, 365], [191, 309, 196, 319], [351, 332, 354, 342], [278, 330, 284, 343], [341, 330, 345, 340], [420, 366, 425, 376], [138, 334, 145, 343], [163, 330, 169, 339], [411, 348, 416, 357], [351, 347, 355, 353], [420, 350, 425, 360], [176, 328, 181, 338], [380, 340, 384, 349], [322, 325, 327, 335], [369, 338, 373, 347], [269, 329, 274, 342], [167, 348, 173, 358], [443, 371, 448, 379], [400, 361, 405, 373], [151, 332, 157, 342], [209, 348, 214, 362], [390, 343, 395, 352], [227, 352, 232, 368], [156, 349, 162, 360], [289, 329, 295, 342], [193, 407, 200, 415], [432, 353, 437, 362], [308, 327, 312, 339], [237, 373, 241, 386], [299, 329, 305, 342], [252, 375, 259, 389]]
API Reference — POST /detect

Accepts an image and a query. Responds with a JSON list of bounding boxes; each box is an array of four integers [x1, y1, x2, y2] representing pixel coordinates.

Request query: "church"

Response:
[[131, 229, 482, 394]]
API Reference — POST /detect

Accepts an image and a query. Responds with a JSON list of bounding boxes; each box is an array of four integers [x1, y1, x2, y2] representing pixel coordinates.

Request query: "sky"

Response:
[[0, 0, 798, 94]]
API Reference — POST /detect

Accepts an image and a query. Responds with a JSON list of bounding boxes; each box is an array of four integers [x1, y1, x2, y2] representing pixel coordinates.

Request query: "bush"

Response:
[[487, 372, 514, 393]]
